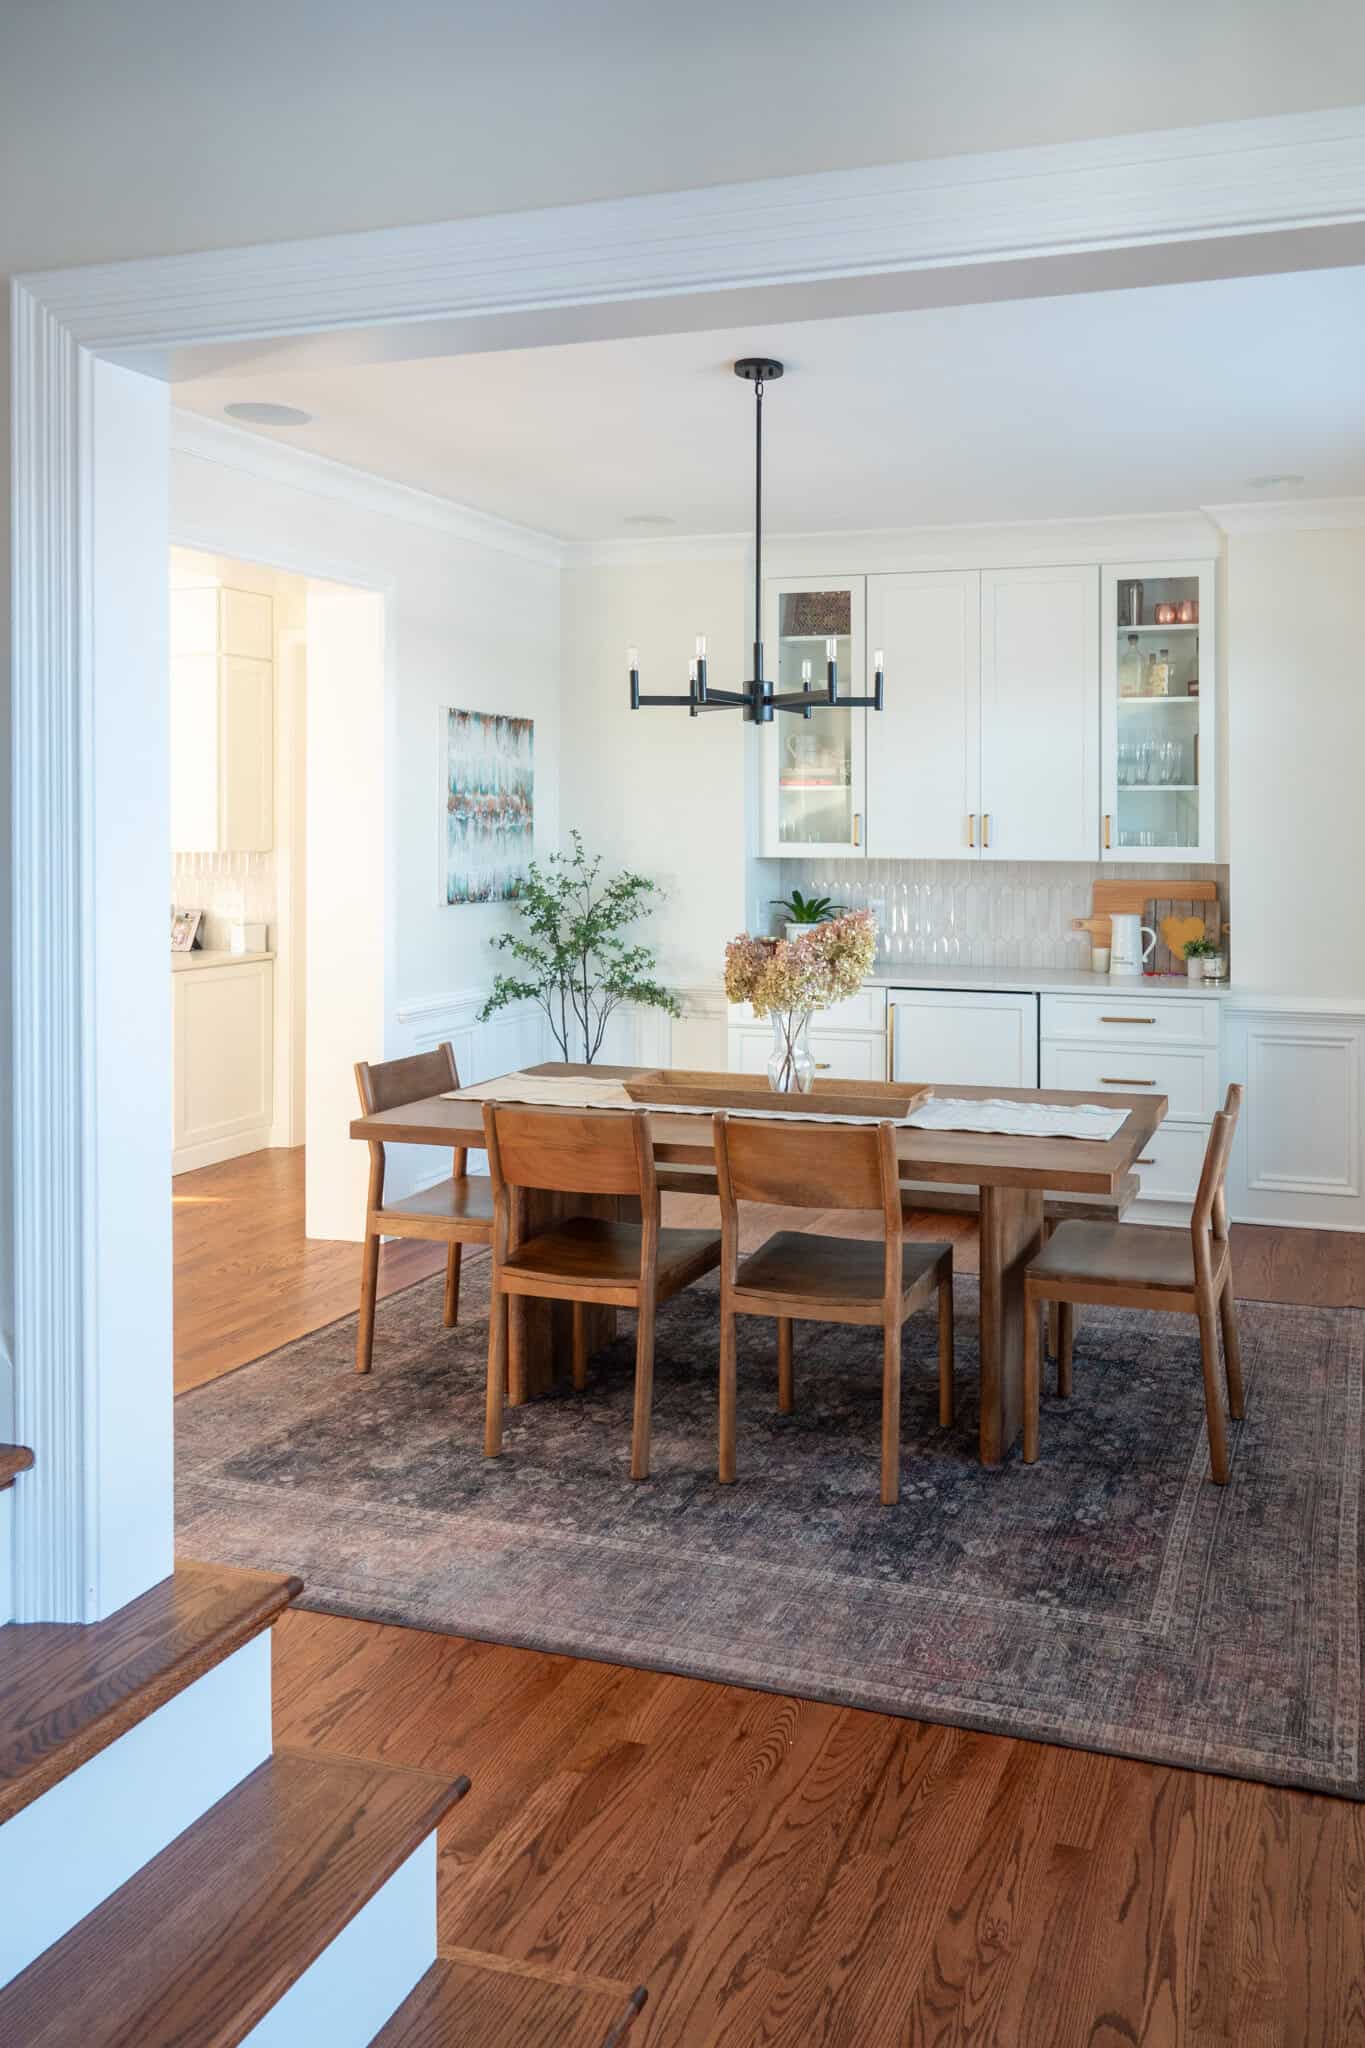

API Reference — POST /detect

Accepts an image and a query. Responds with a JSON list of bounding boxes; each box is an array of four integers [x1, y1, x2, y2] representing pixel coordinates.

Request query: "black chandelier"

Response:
[[628, 358, 886, 724]]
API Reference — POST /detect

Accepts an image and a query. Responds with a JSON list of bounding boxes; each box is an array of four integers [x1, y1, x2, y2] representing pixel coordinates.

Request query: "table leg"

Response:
[[976, 1185, 1044, 1465], [507, 1188, 619, 1404]]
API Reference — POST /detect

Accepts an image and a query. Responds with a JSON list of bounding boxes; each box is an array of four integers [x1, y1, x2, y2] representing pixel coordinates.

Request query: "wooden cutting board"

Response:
[[1081, 879, 1220, 968]]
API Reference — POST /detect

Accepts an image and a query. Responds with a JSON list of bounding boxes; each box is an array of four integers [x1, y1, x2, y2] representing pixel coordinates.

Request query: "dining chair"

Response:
[[481, 1104, 723, 1479], [353, 1042, 494, 1374], [712, 1113, 955, 1506], [1022, 1084, 1245, 1482]]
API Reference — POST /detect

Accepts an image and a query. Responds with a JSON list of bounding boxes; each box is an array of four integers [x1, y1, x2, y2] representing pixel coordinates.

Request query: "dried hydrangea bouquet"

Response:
[[724, 912, 877, 1092]]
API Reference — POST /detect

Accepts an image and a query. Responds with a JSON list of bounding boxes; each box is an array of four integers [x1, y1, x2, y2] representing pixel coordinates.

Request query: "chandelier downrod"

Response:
[[628, 358, 885, 723]]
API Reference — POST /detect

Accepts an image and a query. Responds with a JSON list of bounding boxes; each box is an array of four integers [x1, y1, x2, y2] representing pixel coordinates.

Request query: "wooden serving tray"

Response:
[[624, 1068, 932, 1121]]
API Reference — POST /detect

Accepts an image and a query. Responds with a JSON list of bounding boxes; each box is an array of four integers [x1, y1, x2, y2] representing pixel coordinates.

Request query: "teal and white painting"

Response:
[[444, 708, 534, 905]]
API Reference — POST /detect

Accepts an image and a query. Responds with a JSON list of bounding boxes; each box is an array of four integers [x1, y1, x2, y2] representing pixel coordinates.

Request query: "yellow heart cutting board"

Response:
[[1160, 914, 1205, 957]]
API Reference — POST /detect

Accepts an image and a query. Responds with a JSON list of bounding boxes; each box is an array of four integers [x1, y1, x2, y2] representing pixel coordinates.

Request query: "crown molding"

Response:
[[562, 533, 749, 569], [22, 108, 1365, 363], [1203, 494, 1365, 535], [170, 409, 566, 567]]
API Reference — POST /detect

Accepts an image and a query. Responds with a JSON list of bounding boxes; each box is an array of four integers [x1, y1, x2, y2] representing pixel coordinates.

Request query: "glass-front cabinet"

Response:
[[1101, 559, 1216, 862], [760, 577, 867, 858]]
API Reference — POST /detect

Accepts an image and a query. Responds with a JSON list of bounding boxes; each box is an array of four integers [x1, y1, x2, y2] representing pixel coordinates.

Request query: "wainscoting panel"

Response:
[[1223, 1006, 1365, 1229]]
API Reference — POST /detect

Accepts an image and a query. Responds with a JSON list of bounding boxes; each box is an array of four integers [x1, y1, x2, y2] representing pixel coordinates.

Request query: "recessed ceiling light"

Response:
[[622, 513, 675, 529], [223, 401, 315, 427], [1245, 473, 1305, 489]]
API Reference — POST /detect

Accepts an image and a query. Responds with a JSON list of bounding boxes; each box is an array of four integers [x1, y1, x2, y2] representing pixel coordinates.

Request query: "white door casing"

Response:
[[11, 109, 1365, 1618]]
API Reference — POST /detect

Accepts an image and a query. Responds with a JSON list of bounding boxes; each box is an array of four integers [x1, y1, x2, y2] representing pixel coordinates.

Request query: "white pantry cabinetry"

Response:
[[760, 578, 867, 858], [1101, 560, 1216, 861], [889, 989, 1039, 1089], [865, 571, 980, 859], [169, 584, 275, 852], [172, 958, 275, 1174]]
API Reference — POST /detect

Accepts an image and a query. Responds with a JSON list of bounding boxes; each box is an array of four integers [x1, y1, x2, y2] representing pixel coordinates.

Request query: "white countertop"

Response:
[[171, 948, 274, 972], [865, 965, 1234, 999]]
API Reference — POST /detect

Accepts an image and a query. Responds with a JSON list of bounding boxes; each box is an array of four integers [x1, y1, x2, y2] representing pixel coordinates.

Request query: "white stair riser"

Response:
[[243, 1835, 436, 2048], [0, 1633, 272, 1984]]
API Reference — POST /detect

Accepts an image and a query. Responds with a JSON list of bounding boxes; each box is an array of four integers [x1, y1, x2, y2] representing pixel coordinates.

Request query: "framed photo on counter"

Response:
[[171, 907, 204, 953]]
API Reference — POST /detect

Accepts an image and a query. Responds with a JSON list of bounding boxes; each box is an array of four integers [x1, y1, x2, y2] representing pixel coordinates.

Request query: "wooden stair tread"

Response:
[[0, 1443, 34, 1489], [0, 1748, 469, 2048], [373, 1956, 648, 2047], [0, 1558, 302, 1826]]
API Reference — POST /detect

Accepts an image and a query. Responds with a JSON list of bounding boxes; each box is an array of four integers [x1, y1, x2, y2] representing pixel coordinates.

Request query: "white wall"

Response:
[[1225, 521, 1365, 994], [172, 423, 562, 1230], [560, 557, 750, 1063]]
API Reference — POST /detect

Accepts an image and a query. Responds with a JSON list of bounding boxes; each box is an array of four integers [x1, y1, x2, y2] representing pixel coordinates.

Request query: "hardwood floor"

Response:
[[178, 1151, 1365, 2041], [173, 1147, 450, 1392]]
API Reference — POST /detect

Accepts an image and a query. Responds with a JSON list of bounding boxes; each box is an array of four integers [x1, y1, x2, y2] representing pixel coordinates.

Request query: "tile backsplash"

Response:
[[171, 850, 277, 951], [767, 859, 1229, 975]]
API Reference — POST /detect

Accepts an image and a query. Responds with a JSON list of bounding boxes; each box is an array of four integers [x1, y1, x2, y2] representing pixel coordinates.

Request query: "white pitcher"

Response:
[[1109, 913, 1156, 977]]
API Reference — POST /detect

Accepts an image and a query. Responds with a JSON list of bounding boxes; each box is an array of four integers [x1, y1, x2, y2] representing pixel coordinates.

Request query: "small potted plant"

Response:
[[771, 888, 843, 944], [1182, 936, 1216, 981]]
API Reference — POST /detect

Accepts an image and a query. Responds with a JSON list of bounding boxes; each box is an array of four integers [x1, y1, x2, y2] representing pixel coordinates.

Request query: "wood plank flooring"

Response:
[[174, 1147, 448, 1392], [179, 1148, 1365, 2042]]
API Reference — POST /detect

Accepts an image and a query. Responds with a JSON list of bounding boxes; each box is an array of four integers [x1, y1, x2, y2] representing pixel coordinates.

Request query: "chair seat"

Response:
[[734, 1230, 948, 1309], [377, 1176, 495, 1230], [1026, 1218, 1221, 1296], [504, 1216, 722, 1296]]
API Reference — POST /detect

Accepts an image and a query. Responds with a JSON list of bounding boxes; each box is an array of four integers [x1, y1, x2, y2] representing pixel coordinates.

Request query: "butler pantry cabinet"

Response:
[[764, 566, 1101, 861], [169, 583, 275, 853]]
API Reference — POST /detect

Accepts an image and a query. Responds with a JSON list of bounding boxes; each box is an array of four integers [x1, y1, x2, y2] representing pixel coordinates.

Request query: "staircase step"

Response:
[[0, 1748, 468, 2046], [0, 1558, 301, 1825], [373, 1956, 648, 2046], [0, 1444, 34, 1489]]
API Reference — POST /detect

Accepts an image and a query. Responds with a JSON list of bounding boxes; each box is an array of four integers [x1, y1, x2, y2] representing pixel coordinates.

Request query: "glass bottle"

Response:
[[1118, 633, 1143, 699]]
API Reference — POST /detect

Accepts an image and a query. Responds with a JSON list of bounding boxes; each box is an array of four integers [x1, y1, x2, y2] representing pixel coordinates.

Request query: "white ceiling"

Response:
[[173, 267, 1365, 540]]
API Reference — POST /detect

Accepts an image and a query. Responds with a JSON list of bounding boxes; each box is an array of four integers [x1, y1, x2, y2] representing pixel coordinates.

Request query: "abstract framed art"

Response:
[[443, 707, 535, 905]]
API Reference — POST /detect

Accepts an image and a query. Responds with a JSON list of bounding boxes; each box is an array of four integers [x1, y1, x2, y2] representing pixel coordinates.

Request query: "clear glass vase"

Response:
[[768, 1009, 815, 1094]]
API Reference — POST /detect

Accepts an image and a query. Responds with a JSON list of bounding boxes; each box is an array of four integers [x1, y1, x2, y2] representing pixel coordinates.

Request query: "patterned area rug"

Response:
[[176, 1263, 1365, 1797]]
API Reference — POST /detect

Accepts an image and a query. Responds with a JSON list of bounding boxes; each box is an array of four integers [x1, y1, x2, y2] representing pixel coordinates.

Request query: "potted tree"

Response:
[[479, 832, 679, 1062]]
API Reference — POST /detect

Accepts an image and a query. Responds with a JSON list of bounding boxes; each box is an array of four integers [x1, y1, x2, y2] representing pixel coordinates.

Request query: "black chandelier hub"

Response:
[[627, 356, 885, 723]]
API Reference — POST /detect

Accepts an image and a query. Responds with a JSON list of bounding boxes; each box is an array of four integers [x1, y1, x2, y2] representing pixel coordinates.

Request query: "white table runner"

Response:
[[903, 1097, 1127, 1142]]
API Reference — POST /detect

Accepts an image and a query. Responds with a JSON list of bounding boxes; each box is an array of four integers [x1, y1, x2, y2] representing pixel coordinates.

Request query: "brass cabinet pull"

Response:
[[1101, 1015, 1155, 1024], [1101, 1076, 1156, 1086], [1137, 1154, 1156, 1164], [815, 1061, 831, 1070], [1104, 812, 1112, 850], [968, 813, 976, 847], [887, 1002, 896, 1082], [982, 812, 991, 848], [852, 812, 862, 847]]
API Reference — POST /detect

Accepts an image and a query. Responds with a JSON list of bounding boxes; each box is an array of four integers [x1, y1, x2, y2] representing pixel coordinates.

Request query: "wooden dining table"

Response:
[[351, 1064, 1166, 1466]]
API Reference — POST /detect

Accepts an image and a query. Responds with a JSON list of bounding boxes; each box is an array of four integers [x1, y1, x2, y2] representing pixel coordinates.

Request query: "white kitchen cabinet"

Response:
[[979, 565, 1099, 861], [865, 571, 980, 859], [169, 584, 274, 852], [889, 988, 1038, 1089], [760, 578, 867, 859], [728, 986, 887, 1081], [172, 957, 275, 1174], [1101, 559, 1216, 861]]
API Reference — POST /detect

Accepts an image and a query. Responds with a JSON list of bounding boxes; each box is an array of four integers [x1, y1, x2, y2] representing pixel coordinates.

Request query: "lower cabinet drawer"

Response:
[[728, 1027, 886, 1082], [1040, 1039, 1220, 1120], [1130, 1119, 1211, 1204]]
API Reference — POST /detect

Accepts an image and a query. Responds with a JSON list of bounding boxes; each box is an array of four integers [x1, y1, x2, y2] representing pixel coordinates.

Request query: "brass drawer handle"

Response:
[[815, 1061, 831, 1070], [1137, 1155, 1156, 1164], [1101, 1076, 1156, 1086], [1101, 1015, 1155, 1024]]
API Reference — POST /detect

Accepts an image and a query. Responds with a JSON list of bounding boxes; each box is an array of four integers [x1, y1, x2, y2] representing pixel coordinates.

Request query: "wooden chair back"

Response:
[[1191, 1083, 1243, 1251], [713, 1113, 897, 1212], [355, 1042, 458, 1116], [481, 1104, 657, 1200]]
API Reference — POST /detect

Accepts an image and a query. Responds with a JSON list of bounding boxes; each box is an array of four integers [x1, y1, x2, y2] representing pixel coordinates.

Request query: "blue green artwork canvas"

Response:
[[444, 708, 534, 905]]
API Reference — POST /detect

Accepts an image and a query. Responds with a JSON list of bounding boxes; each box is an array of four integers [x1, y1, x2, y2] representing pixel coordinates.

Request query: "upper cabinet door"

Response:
[[980, 566, 1100, 862], [760, 579, 867, 859], [1100, 559, 1216, 862], [866, 572, 981, 859]]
